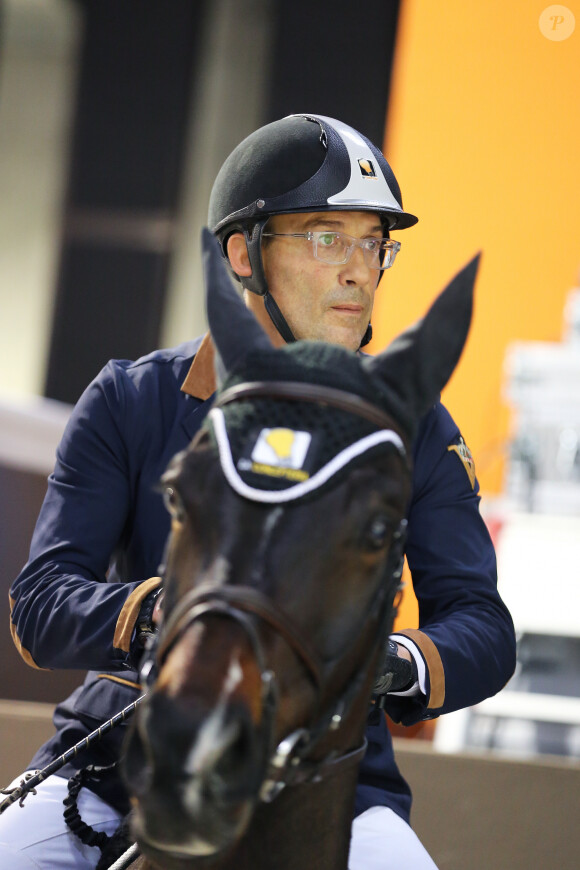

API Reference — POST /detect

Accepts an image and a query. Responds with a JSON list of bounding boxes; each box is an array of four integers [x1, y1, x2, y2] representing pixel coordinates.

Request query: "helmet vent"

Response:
[[300, 114, 328, 150]]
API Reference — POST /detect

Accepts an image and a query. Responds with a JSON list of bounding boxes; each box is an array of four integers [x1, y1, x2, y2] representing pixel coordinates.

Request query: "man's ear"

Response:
[[226, 232, 252, 278]]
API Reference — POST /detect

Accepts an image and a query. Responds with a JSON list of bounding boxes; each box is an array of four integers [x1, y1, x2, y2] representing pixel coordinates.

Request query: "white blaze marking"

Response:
[[183, 653, 243, 782]]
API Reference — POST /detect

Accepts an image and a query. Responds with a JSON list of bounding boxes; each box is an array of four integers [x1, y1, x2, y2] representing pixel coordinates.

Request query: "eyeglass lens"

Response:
[[313, 232, 398, 270]]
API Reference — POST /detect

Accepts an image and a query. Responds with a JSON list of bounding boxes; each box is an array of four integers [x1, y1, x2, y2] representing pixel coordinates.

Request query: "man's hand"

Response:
[[373, 638, 417, 695], [131, 587, 164, 666]]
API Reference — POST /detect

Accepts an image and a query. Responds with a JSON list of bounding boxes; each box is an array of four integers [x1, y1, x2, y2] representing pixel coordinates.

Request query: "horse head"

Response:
[[122, 230, 479, 867]]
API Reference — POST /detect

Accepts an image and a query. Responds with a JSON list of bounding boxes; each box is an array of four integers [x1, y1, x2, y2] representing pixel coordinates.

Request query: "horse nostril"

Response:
[[177, 705, 259, 806], [209, 712, 265, 802], [216, 719, 250, 773]]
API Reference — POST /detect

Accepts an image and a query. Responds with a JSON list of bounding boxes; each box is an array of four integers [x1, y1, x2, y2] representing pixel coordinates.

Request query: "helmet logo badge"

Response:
[[358, 158, 377, 179]]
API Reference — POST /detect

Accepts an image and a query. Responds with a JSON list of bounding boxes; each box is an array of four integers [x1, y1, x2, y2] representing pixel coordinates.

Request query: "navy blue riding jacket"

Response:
[[9, 334, 516, 821]]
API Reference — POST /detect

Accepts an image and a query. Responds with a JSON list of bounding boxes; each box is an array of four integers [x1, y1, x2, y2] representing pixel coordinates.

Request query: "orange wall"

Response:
[[370, 0, 580, 498], [380, 1, 580, 631]]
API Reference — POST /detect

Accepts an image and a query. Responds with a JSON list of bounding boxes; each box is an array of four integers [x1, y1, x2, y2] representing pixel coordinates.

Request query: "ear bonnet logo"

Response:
[[208, 406, 405, 505], [358, 158, 377, 179], [241, 427, 312, 482]]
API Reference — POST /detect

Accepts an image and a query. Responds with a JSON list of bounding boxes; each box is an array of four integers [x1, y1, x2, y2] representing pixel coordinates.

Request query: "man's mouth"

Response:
[[331, 303, 364, 314]]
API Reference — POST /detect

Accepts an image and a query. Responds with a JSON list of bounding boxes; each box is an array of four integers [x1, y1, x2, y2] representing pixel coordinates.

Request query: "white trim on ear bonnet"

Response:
[[209, 407, 405, 505]]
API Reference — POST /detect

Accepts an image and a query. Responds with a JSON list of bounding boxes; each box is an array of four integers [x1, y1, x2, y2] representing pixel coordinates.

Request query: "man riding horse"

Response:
[[3, 114, 516, 869]]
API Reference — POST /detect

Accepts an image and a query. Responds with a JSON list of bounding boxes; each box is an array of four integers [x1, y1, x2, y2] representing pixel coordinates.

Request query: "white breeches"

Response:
[[0, 772, 439, 869]]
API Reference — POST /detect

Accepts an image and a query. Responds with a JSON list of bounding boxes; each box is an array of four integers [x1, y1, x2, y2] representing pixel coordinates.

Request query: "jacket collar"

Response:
[[180, 333, 369, 401], [180, 332, 216, 400]]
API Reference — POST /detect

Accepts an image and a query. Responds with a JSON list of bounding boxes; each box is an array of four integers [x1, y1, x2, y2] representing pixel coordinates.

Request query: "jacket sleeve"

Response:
[[384, 402, 517, 726], [9, 361, 161, 672]]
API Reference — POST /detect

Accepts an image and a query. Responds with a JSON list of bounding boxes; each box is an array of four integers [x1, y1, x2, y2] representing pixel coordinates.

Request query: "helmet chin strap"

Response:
[[360, 324, 373, 347], [264, 292, 297, 344]]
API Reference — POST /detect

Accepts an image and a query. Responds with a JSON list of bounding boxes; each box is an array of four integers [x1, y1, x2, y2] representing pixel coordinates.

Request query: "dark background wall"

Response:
[[44, 0, 205, 404], [44, 0, 401, 405], [265, 0, 400, 149]]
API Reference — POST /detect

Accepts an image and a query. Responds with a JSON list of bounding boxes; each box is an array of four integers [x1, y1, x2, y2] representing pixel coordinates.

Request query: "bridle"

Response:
[[141, 379, 409, 803], [216, 380, 409, 434]]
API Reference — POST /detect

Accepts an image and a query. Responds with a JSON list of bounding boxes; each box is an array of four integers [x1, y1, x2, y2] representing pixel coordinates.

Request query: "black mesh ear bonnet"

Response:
[[208, 114, 418, 297], [202, 341, 410, 502]]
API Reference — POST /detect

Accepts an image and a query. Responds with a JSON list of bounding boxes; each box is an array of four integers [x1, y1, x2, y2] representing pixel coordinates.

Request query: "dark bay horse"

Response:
[[121, 230, 479, 870]]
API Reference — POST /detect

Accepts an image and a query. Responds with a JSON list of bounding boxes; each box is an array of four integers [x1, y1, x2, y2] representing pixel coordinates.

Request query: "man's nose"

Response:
[[339, 244, 372, 285]]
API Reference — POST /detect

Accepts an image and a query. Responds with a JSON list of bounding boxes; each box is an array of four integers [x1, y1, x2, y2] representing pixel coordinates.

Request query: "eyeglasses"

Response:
[[262, 230, 401, 271]]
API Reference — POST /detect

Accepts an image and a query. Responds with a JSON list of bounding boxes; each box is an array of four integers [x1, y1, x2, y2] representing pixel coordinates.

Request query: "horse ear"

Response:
[[364, 253, 481, 423], [202, 227, 272, 382]]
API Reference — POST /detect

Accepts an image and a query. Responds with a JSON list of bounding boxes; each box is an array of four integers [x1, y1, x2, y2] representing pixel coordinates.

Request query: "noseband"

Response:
[[145, 379, 409, 802]]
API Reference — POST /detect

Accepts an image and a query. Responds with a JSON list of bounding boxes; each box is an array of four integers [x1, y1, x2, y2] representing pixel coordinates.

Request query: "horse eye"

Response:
[[163, 486, 184, 521], [364, 515, 390, 550]]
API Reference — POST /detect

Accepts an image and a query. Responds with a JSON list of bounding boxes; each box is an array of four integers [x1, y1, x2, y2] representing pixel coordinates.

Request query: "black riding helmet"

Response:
[[208, 114, 418, 344]]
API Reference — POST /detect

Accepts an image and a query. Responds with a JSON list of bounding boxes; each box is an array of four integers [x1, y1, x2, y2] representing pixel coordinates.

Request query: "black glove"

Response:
[[130, 587, 163, 668], [373, 638, 417, 695]]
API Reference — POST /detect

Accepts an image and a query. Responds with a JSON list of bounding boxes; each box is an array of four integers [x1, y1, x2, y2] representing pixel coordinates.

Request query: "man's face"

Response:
[[260, 210, 384, 351]]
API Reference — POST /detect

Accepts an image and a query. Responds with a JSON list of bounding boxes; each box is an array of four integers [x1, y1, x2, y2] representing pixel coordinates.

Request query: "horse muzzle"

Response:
[[123, 687, 269, 856]]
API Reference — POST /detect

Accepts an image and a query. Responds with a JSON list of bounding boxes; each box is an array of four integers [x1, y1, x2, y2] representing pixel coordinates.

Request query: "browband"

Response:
[[215, 380, 400, 433]]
